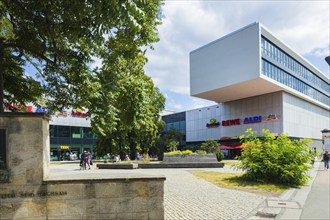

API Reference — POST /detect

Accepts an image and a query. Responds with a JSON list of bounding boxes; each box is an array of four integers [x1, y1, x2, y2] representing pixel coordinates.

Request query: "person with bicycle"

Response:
[[85, 150, 92, 170], [80, 150, 89, 170]]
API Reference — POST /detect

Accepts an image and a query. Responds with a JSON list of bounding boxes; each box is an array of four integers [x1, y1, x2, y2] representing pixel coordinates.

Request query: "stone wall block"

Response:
[[8, 168, 27, 185], [26, 167, 43, 185], [18, 118, 43, 135], [98, 196, 150, 214], [85, 199, 99, 214], [27, 201, 47, 218], [82, 213, 117, 220], [65, 199, 87, 216], [147, 197, 164, 212], [46, 183, 85, 200], [95, 182, 124, 198], [0, 202, 28, 219], [116, 212, 149, 220], [149, 210, 165, 220], [99, 197, 131, 214], [48, 215, 82, 220], [129, 181, 149, 197], [148, 181, 164, 197], [129, 197, 148, 212], [0, 114, 164, 220], [46, 201, 67, 217]]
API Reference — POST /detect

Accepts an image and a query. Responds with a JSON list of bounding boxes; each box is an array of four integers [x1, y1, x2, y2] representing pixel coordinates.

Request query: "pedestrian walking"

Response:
[[322, 150, 329, 170]]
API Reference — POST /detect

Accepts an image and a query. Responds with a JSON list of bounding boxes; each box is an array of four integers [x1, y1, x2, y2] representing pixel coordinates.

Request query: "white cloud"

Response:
[[191, 97, 216, 110], [145, 1, 329, 111]]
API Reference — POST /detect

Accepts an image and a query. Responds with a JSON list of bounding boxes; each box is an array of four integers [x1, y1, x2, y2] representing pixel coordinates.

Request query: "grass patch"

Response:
[[190, 171, 290, 197], [223, 160, 240, 167]]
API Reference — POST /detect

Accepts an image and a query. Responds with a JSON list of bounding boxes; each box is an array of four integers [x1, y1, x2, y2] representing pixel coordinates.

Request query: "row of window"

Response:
[[261, 37, 329, 94], [50, 125, 96, 139], [262, 60, 330, 106], [164, 121, 186, 134]]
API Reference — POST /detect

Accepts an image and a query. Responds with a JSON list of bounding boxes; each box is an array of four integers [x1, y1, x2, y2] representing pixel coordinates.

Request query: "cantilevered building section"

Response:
[[189, 22, 330, 141]]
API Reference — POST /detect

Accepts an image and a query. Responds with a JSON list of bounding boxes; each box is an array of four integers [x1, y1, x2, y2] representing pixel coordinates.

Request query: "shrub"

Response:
[[215, 150, 224, 162], [200, 139, 219, 153], [236, 128, 312, 187], [166, 150, 183, 155], [167, 140, 179, 152], [166, 150, 193, 155], [181, 150, 193, 155], [195, 150, 207, 155]]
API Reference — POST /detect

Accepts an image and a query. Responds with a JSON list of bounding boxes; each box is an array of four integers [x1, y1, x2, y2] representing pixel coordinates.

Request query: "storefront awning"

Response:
[[219, 144, 242, 150]]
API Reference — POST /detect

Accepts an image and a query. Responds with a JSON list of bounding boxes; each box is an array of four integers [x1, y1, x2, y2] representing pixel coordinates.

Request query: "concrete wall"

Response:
[[0, 113, 50, 184], [186, 105, 221, 142], [282, 92, 330, 140], [0, 113, 165, 220], [163, 154, 218, 163], [1, 178, 164, 220], [190, 22, 260, 96], [186, 92, 283, 142]]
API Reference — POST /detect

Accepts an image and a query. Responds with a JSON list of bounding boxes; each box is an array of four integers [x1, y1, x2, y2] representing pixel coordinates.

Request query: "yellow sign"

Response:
[[60, 146, 70, 150]]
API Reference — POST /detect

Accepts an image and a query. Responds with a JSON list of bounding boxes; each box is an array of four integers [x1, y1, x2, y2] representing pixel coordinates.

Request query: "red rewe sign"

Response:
[[222, 119, 240, 126]]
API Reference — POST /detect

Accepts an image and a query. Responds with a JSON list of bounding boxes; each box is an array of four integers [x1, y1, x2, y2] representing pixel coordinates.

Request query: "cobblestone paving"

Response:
[[49, 164, 266, 220], [154, 169, 265, 220]]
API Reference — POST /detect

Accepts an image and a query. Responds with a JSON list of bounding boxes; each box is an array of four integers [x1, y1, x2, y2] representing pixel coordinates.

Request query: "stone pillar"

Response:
[[0, 113, 50, 184]]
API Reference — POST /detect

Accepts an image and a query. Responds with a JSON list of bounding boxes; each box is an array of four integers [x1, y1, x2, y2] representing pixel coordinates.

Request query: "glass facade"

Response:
[[162, 112, 186, 134], [261, 36, 330, 106], [50, 125, 96, 160], [162, 112, 186, 146], [164, 121, 186, 133]]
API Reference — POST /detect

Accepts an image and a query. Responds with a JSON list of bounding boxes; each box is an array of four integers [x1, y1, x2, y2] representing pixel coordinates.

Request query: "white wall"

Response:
[[190, 22, 261, 96], [219, 92, 283, 138], [283, 92, 330, 140], [50, 115, 91, 127], [186, 105, 221, 142], [186, 92, 283, 142]]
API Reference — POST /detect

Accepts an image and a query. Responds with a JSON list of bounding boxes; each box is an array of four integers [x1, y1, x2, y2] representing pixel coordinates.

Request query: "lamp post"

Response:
[[326, 56, 330, 66]]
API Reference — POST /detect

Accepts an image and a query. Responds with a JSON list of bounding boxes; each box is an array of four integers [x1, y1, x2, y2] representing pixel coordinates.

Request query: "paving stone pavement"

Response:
[[49, 163, 266, 220]]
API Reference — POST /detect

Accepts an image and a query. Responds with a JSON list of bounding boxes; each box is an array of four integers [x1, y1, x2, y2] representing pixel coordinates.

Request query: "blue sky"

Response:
[[144, 0, 330, 112]]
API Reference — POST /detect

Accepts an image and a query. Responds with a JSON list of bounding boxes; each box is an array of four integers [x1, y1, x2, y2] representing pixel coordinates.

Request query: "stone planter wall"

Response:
[[163, 154, 218, 163], [0, 113, 165, 220]]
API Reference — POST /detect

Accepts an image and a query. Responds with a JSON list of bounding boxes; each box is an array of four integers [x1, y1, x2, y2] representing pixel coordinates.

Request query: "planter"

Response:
[[163, 154, 218, 163]]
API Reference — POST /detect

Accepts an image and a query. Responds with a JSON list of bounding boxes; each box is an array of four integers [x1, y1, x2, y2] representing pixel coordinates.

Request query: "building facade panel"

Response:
[[218, 92, 283, 138], [282, 92, 330, 139], [190, 22, 260, 97], [185, 92, 284, 143], [186, 105, 221, 142]]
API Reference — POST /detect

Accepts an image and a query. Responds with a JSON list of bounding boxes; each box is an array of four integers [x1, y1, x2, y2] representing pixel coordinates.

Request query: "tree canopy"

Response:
[[0, 0, 162, 111], [0, 0, 165, 156]]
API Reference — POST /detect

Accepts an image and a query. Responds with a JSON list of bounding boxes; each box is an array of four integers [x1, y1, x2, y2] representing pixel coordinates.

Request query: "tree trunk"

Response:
[[0, 39, 4, 113]]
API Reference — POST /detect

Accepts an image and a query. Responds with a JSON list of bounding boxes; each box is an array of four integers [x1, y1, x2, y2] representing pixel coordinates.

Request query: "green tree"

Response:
[[0, 0, 162, 112], [167, 140, 179, 152], [154, 128, 183, 160], [1, 0, 165, 160], [200, 139, 219, 153], [91, 55, 165, 159], [236, 128, 312, 186]]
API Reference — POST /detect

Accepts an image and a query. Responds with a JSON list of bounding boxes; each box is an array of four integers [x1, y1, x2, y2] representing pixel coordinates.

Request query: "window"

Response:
[[83, 127, 94, 139], [71, 127, 81, 138], [261, 36, 329, 94], [261, 59, 329, 106], [58, 126, 70, 138], [50, 125, 57, 138]]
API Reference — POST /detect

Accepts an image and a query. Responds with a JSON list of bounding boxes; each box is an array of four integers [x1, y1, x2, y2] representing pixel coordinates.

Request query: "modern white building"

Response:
[[188, 22, 329, 147]]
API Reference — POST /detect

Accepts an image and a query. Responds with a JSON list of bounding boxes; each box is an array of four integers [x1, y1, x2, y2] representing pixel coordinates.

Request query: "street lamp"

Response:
[[326, 56, 330, 66]]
